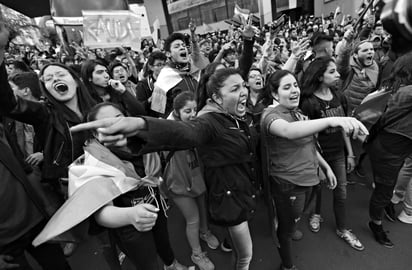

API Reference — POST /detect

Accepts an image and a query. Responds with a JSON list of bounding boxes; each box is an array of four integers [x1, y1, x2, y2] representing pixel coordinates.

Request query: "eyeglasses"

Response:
[[41, 71, 70, 83]]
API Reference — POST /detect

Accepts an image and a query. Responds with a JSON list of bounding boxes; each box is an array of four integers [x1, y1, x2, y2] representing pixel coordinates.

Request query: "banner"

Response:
[[82, 10, 141, 50]]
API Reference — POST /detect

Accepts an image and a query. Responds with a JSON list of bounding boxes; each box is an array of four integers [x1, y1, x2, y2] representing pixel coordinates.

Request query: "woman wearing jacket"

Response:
[[260, 70, 366, 270], [72, 68, 259, 270]]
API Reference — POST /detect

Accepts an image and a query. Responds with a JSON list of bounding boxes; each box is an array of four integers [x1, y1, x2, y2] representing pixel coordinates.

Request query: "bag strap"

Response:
[[259, 109, 279, 246]]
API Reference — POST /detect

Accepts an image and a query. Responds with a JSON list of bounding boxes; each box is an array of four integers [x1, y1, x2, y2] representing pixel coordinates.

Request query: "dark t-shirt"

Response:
[[300, 93, 347, 160]]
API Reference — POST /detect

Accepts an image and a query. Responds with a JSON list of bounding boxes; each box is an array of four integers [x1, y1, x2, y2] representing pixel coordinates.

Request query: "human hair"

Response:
[[85, 102, 125, 140], [247, 67, 262, 78], [300, 57, 335, 98], [164, 32, 187, 52], [173, 92, 196, 119], [311, 32, 333, 52], [353, 40, 371, 54], [381, 51, 412, 93], [108, 61, 128, 75], [86, 102, 125, 122], [8, 72, 42, 100], [259, 70, 296, 107], [10, 60, 31, 73], [144, 51, 167, 77], [206, 68, 240, 101], [80, 59, 111, 100], [196, 62, 225, 110], [39, 63, 97, 116]]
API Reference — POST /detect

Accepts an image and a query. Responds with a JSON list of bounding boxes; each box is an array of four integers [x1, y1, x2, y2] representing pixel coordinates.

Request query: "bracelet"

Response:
[[347, 155, 356, 159]]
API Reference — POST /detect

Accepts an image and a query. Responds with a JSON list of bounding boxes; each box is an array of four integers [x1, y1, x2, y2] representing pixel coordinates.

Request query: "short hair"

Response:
[[108, 61, 128, 75], [164, 32, 187, 52], [353, 40, 372, 54], [8, 72, 42, 100], [173, 91, 195, 112], [10, 60, 31, 73], [311, 32, 333, 47]]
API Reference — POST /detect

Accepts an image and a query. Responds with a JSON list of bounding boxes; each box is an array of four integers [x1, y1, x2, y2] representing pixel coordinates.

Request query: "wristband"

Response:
[[347, 155, 356, 159]]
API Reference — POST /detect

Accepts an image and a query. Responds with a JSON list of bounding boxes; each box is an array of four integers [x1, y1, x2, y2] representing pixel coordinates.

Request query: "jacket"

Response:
[[0, 63, 87, 182], [0, 127, 47, 249], [381, 85, 412, 140], [137, 101, 258, 226], [337, 41, 379, 114]]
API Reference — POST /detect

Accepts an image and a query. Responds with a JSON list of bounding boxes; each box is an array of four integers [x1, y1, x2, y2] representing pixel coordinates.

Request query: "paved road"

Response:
[[31, 172, 412, 270]]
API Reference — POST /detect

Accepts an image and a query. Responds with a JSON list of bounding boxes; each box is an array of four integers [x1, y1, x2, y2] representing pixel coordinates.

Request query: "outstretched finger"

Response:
[[70, 118, 119, 133]]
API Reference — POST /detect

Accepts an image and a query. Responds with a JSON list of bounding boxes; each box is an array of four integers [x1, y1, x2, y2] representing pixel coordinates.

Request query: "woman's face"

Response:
[[215, 74, 248, 117], [247, 70, 263, 91], [95, 105, 124, 120], [42, 65, 78, 103], [322, 61, 340, 88], [178, 100, 197, 122], [92, 64, 110, 87], [94, 105, 126, 146], [273, 74, 300, 109]]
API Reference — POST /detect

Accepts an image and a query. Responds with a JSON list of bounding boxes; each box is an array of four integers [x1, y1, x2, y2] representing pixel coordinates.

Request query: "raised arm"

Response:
[[336, 28, 355, 81]]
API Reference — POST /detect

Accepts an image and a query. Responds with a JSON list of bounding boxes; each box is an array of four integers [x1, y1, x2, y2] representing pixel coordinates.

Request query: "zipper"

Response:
[[53, 141, 65, 166], [66, 122, 75, 162]]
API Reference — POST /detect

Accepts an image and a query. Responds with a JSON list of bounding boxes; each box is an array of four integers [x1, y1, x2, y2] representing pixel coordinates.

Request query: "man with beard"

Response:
[[337, 29, 379, 115]]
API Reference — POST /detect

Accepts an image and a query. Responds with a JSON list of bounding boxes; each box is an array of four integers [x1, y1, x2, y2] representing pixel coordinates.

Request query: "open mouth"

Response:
[[238, 99, 247, 111], [54, 83, 68, 94], [289, 95, 299, 102], [256, 81, 262, 86], [180, 51, 188, 58]]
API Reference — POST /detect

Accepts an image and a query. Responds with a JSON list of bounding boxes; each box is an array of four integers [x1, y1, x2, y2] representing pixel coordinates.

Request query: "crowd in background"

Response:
[[1, 7, 412, 270]]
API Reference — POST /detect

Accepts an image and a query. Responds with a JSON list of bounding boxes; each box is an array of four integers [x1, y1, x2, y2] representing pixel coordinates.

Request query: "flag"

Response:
[[340, 14, 346, 26], [334, 6, 341, 20], [234, 4, 249, 24], [32, 141, 163, 246], [151, 66, 183, 114], [152, 18, 160, 44]]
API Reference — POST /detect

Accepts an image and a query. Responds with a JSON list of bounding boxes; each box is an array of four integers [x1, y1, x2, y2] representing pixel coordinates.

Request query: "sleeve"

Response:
[[117, 90, 147, 116], [336, 40, 352, 83], [261, 109, 282, 136], [238, 39, 254, 80], [135, 80, 151, 112], [0, 62, 49, 126], [137, 115, 216, 154]]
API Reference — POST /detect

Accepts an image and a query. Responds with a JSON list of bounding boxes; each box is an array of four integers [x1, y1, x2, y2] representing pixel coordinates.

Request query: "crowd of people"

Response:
[[1, 7, 412, 270]]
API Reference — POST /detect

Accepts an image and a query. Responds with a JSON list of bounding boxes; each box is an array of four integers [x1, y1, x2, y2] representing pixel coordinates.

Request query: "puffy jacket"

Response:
[[337, 41, 379, 114]]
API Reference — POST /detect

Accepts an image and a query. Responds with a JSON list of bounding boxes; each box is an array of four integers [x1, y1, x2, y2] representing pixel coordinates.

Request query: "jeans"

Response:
[[314, 154, 347, 230], [2, 221, 71, 270], [392, 155, 412, 214], [272, 178, 312, 268], [366, 133, 412, 221], [111, 205, 174, 270], [227, 221, 253, 270]]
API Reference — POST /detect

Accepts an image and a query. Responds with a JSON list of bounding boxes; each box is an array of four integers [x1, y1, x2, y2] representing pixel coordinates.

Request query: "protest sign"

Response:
[[82, 10, 141, 50]]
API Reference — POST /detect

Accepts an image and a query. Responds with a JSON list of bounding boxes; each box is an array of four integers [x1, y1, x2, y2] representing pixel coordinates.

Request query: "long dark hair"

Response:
[[40, 63, 96, 120], [80, 59, 112, 101], [206, 68, 240, 101], [300, 57, 335, 99], [258, 70, 295, 107], [381, 51, 412, 93], [196, 62, 224, 110]]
